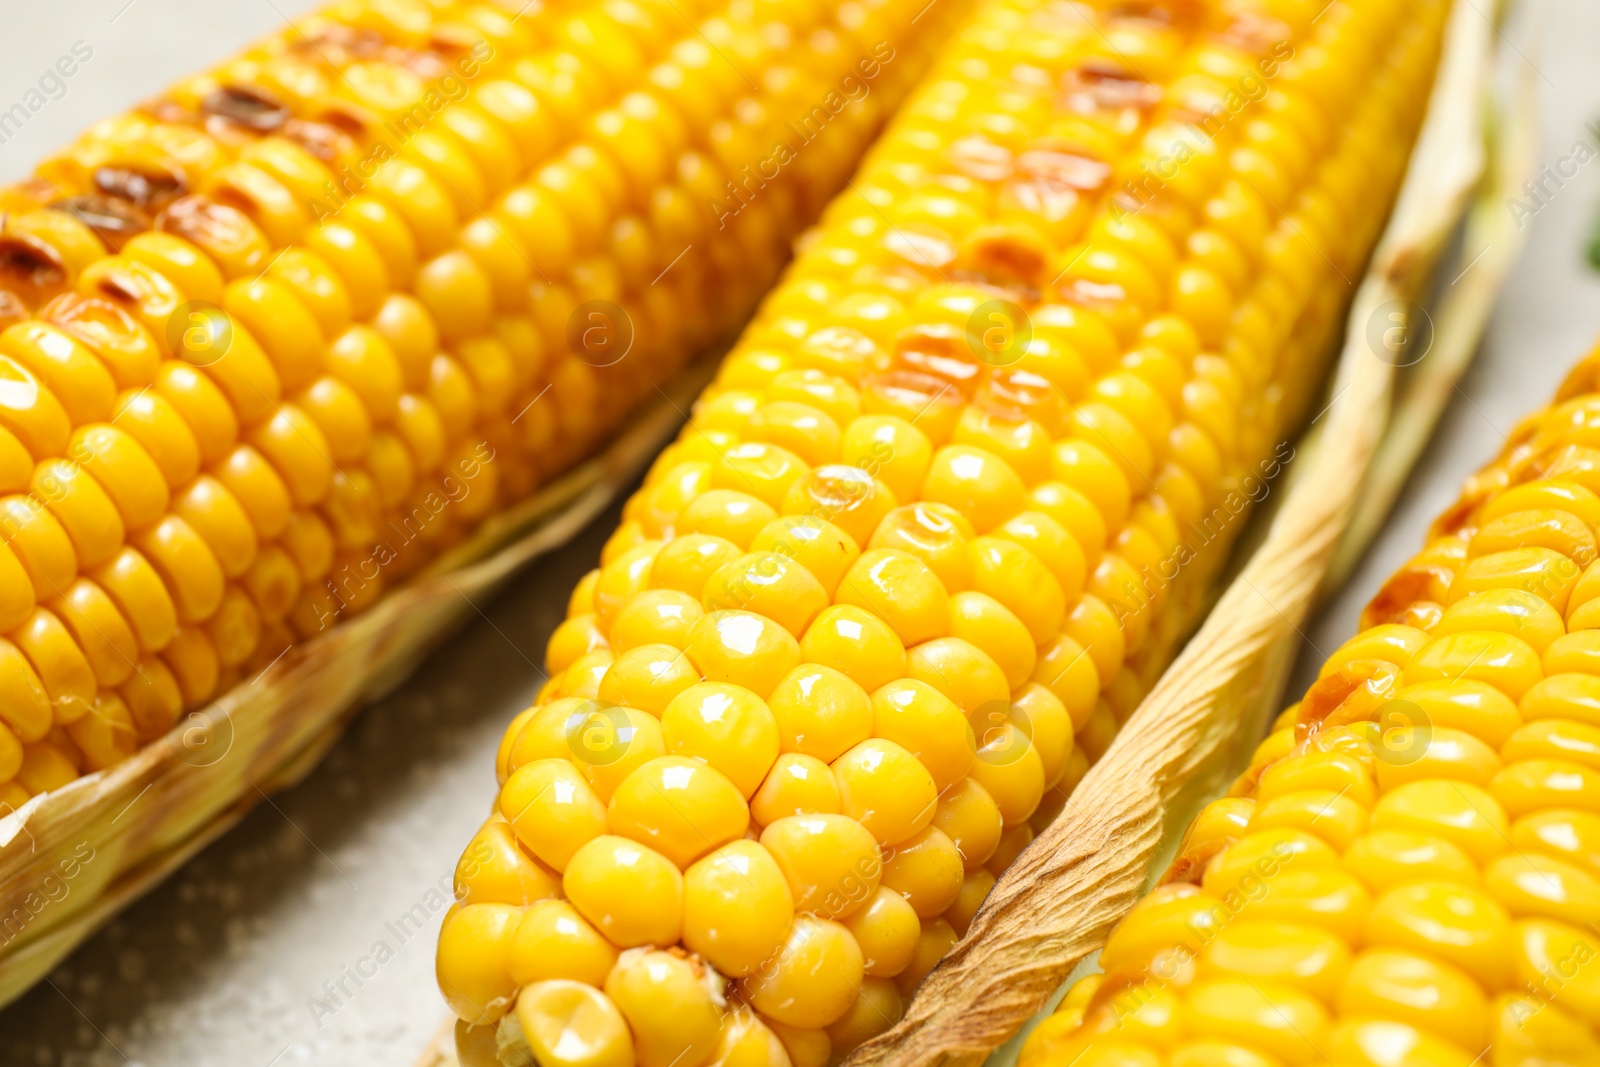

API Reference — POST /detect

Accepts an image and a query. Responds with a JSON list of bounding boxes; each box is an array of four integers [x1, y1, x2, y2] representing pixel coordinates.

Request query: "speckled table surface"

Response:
[[1, 2, 1598, 1065]]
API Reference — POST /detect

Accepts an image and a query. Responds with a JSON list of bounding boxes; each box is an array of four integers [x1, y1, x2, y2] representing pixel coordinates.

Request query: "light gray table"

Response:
[[1, 2, 1598, 1064]]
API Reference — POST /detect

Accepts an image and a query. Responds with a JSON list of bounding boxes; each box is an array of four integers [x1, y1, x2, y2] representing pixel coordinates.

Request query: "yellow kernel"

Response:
[[742, 915, 865, 1029], [650, 533, 743, 599], [595, 644, 701, 718], [455, 819, 559, 907], [751, 753, 842, 823], [905, 636, 1011, 723], [436, 903, 520, 1026], [843, 885, 922, 978], [833, 738, 939, 846], [548, 614, 609, 675], [750, 515, 860, 596], [1403, 631, 1543, 701], [969, 721, 1046, 827], [868, 502, 974, 594], [1486, 849, 1600, 925], [607, 588, 703, 652], [1366, 880, 1512, 988], [823, 976, 903, 1051], [1344, 829, 1478, 894], [593, 541, 663, 632], [870, 677, 974, 792], [1196, 920, 1351, 1004], [681, 489, 780, 550], [748, 401, 841, 467], [682, 839, 794, 977], [895, 918, 958, 997], [943, 866, 995, 936], [1338, 949, 1488, 1052], [840, 414, 932, 505], [708, 1009, 791, 1067], [782, 465, 898, 549], [499, 759, 607, 872], [1511, 919, 1600, 1027], [508, 900, 619, 988], [661, 681, 779, 799], [970, 535, 1065, 644], [761, 813, 882, 920], [684, 610, 801, 699], [1374, 725, 1502, 791], [607, 755, 749, 868], [835, 548, 950, 646], [514, 980, 633, 1067], [703, 551, 830, 638], [1185, 978, 1330, 1064], [1051, 440, 1130, 531], [712, 442, 808, 510], [799, 605, 906, 694], [948, 591, 1037, 690], [1371, 779, 1509, 864], [12, 606, 95, 724], [921, 444, 1027, 533], [881, 826, 965, 919], [564, 835, 683, 948]]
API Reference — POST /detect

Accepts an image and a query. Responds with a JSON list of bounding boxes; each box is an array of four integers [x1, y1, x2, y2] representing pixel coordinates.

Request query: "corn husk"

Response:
[[847, 1, 1539, 1063], [0, 358, 719, 1010]]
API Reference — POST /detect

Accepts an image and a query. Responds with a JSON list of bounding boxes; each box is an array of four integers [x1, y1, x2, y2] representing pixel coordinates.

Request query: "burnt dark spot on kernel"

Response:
[[0, 234, 69, 307], [282, 118, 351, 164], [48, 195, 151, 252], [93, 165, 187, 210], [203, 85, 292, 133]]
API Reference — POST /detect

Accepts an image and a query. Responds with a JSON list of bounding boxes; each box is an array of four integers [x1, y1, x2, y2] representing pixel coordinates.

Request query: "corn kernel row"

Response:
[[1017, 365, 1600, 1061], [0, 0, 949, 808], [436, 0, 1448, 1064]]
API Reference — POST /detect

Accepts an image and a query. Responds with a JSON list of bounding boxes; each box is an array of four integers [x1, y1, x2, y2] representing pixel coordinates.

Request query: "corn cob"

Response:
[[1018, 345, 1600, 1067], [0, 0, 954, 806], [437, 0, 1448, 1062]]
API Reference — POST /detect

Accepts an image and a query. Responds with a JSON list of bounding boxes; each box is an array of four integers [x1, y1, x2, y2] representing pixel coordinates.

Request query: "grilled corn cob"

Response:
[[437, 0, 1449, 1062], [1018, 347, 1600, 1067], [0, 0, 952, 801]]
